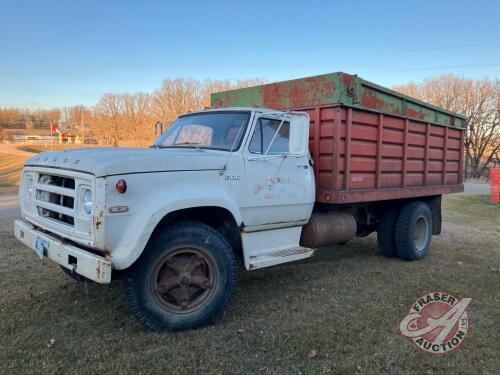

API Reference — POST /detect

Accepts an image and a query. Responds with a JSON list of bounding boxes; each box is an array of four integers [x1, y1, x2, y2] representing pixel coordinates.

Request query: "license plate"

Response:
[[34, 235, 49, 258]]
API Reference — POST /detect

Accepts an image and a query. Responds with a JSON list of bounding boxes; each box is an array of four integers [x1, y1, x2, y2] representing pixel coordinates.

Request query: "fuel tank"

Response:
[[300, 211, 357, 248]]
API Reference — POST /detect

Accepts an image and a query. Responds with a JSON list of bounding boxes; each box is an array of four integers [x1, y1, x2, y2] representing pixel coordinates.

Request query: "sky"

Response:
[[2, 0, 500, 109]]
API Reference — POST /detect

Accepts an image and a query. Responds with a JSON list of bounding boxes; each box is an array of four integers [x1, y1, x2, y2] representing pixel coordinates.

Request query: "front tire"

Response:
[[124, 220, 237, 331], [394, 201, 432, 261]]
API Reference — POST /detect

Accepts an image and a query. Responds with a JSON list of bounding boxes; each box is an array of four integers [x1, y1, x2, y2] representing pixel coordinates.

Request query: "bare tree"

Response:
[[0, 108, 24, 128], [394, 75, 500, 178], [120, 92, 156, 146], [94, 94, 123, 146], [151, 78, 207, 121], [151, 77, 265, 127]]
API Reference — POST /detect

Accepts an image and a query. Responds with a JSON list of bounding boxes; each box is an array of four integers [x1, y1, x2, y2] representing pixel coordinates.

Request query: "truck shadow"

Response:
[[36, 235, 388, 333]]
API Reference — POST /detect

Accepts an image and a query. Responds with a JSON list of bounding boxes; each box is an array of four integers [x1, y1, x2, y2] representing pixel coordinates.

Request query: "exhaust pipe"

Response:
[[300, 211, 357, 248]]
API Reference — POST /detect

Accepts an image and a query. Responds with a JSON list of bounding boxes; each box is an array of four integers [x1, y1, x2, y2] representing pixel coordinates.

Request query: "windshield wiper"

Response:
[[157, 142, 205, 151], [175, 142, 202, 147]]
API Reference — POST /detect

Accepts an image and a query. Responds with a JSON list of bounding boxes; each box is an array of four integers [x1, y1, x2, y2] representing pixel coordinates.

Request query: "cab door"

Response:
[[241, 114, 315, 230]]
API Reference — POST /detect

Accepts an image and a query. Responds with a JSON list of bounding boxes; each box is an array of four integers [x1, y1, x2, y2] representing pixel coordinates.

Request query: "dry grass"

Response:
[[0, 195, 499, 374], [0, 153, 28, 187], [0, 145, 92, 188], [16, 144, 86, 154]]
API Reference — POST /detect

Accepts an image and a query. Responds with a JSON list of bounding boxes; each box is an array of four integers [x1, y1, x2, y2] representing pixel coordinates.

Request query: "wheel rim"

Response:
[[150, 247, 218, 314], [413, 215, 429, 252]]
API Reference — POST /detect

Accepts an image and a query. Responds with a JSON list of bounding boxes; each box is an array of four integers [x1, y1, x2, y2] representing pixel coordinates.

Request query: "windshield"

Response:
[[154, 111, 250, 151]]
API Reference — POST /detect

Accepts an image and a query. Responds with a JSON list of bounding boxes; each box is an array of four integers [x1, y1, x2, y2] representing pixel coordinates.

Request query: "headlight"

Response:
[[82, 189, 92, 215], [24, 177, 34, 200]]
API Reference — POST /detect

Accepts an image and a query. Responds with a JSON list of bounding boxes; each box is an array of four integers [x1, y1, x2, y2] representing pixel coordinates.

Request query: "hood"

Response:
[[24, 147, 227, 177]]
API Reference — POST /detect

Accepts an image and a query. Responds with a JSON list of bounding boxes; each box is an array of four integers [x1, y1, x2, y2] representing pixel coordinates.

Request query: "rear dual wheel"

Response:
[[377, 208, 399, 257], [394, 201, 432, 261], [377, 201, 432, 261]]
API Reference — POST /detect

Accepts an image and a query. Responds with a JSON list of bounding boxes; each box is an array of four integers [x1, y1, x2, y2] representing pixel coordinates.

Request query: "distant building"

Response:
[[2, 129, 81, 144]]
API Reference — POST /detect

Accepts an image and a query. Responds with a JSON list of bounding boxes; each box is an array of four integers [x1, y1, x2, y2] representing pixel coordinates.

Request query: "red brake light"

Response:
[[116, 179, 127, 193]]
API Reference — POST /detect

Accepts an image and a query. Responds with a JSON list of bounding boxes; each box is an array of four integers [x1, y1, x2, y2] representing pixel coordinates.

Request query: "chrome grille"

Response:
[[35, 174, 76, 226]]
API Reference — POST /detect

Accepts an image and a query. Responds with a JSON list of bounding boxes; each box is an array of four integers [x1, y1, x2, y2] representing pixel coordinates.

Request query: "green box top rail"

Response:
[[210, 72, 466, 128]]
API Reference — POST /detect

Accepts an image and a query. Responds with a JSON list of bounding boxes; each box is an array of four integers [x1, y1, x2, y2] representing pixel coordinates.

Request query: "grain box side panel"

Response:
[[340, 109, 379, 191], [302, 105, 464, 204]]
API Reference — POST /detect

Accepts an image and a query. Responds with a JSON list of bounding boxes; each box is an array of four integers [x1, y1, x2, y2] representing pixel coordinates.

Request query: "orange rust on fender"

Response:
[[94, 209, 104, 231], [96, 262, 101, 280]]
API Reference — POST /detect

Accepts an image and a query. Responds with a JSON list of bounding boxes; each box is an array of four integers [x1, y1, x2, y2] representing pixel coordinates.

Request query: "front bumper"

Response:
[[14, 219, 112, 284]]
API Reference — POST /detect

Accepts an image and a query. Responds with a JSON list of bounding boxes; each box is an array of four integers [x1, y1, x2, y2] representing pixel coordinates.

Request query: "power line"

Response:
[[398, 41, 500, 53], [363, 62, 500, 74]]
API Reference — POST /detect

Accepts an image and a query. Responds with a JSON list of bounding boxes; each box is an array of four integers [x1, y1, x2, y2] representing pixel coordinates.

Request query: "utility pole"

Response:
[[80, 106, 84, 144]]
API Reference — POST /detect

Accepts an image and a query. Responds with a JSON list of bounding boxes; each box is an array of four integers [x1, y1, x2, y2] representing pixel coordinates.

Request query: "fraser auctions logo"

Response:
[[399, 292, 471, 354]]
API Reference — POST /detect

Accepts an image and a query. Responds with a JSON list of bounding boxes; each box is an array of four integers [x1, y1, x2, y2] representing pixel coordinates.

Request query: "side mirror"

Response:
[[289, 113, 309, 155], [155, 121, 163, 136]]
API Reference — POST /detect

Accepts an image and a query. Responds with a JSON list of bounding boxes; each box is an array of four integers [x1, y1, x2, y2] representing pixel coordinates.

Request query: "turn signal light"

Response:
[[116, 179, 127, 193]]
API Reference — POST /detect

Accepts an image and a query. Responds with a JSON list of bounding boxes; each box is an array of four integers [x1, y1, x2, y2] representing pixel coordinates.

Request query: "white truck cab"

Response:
[[15, 107, 319, 330]]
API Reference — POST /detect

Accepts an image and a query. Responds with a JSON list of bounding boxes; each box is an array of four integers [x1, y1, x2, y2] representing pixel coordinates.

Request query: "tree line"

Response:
[[0, 78, 264, 147], [0, 74, 498, 177], [0, 107, 60, 129]]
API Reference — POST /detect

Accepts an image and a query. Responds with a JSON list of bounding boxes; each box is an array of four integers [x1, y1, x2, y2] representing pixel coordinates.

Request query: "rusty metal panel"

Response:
[[212, 73, 339, 110], [211, 72, 467, 128]]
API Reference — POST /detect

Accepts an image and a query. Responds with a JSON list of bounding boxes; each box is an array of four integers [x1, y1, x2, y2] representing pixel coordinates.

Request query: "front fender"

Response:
[[103, 171, 243, 269]]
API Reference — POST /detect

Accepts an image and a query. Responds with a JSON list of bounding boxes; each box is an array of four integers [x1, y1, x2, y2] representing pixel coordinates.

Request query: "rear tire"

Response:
[[394, 201, 432, 261], [124, 220, 237, 331], [377, 208, 399, 257]]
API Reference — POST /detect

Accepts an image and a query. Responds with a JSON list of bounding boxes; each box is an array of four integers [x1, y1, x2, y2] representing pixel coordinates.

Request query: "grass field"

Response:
[[16, 144, 84, 154], [0, 145, 90, 188], [0, 194, 499, 374], [0, 153, 28, 187]]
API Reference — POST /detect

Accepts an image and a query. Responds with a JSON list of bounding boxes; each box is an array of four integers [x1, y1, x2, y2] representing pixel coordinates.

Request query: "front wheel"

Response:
[[394, 201, 432, 261], [124, 220, 237, 331]]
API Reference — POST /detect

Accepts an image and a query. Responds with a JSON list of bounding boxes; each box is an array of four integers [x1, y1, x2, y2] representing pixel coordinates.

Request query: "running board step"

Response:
[[241, 226, 315, 270], [248, 246, 315, 270]]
